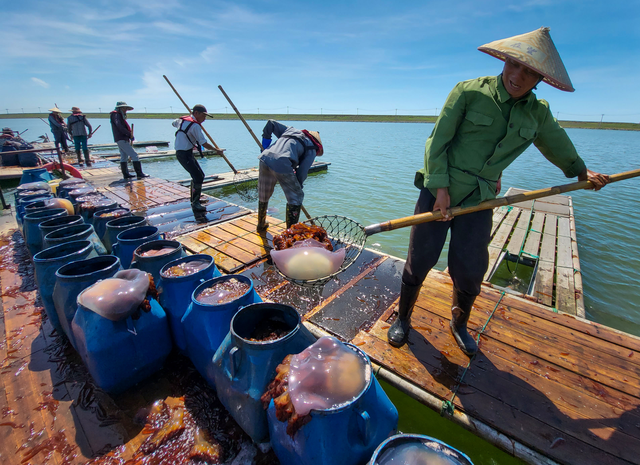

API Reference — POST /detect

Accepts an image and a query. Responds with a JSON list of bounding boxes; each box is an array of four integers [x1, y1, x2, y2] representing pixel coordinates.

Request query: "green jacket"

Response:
[[415, 75, 586, 207]]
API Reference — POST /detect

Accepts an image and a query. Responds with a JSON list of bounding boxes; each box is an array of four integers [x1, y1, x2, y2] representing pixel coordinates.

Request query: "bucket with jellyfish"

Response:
[[23, 208, 68, 256], [181, 275, 262, 387], [33, 240, 98, 335], [15, 194, 53, 226], [157, 254, 221, 353], [53, 255, 122, 349], [92, 207, 132, 243], [264, 336, 398, 465], [15, 181, 52, 199], [104, 215, 148, 254], [211, 302, 317, 444], [78, 198, 118, 222], [130, 239, 187, 285], [57, 178, 88, 199], [39, 215, 84, 245], [71, 269, 172, 394], [112, 225, 164, 269], [43, 223, 108, 255], [368, 434, 474, 465]]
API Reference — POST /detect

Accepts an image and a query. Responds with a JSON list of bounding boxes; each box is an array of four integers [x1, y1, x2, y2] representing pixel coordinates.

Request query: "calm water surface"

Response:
[[5, 117, 639, 464]]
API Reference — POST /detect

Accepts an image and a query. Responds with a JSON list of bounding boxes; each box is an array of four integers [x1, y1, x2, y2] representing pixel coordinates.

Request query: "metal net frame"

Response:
[[273, 215, 367, 288]]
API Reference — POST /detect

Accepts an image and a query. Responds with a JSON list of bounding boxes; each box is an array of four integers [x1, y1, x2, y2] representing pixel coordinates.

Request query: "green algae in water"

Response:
[[379, 379, 526, 465], [489, 256, 536, 295]]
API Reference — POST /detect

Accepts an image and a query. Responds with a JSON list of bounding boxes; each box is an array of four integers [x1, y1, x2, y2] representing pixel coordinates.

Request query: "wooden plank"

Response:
[[355, 331, 627, 465], [490, 206, 509, 236], [176, 235, 210, 254], [522, 211, 545, 258], [555, 266, 577, 315], [539, 214, 558, 263], [485, 209, 521, 280], [556, 235, 573, 268], [506, 208, 532, 256]]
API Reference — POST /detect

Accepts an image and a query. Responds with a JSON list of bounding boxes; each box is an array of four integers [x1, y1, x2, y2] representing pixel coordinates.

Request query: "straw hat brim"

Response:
[[48, 107, 62, 113], [478, 27, 574, 92], [307, 131, 322, 146]]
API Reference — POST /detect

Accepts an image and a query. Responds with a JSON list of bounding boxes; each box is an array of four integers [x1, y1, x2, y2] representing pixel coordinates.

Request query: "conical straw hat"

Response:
[[48, 106, 62, 113], [478, 27, 574, 92]]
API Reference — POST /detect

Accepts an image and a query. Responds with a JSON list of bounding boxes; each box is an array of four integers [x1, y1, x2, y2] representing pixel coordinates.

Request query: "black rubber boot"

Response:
[[83, 149, 92, 167], [191, 182, 206, 213], [387, 282, 421, 347], [75, 149, 83, 165], [450, 288, 479, 356], [286, 204, 302, 229], [133, 161, 149, 179], [120, 162, 135, 180], [257, 201, 269, 232]]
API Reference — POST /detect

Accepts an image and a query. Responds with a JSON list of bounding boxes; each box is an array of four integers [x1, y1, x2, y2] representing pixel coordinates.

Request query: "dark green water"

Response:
[[5, 118, 639, 463]]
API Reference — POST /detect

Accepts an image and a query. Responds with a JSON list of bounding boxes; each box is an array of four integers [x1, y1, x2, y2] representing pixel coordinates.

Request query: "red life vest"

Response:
[[176, 116, 202, 151]]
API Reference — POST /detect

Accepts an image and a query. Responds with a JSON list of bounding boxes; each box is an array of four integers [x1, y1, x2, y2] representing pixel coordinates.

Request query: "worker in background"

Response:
[[48, 106, 69, 154], [257, 120, 323, 231], [110, 101, 148, 180], [67, 106, 93, 166], [173, 104, 217, 216], [387, 27, 610, 356]]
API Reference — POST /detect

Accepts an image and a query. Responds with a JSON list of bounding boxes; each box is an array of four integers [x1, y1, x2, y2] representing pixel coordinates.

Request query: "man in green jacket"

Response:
[[387, 27, 609, 355]]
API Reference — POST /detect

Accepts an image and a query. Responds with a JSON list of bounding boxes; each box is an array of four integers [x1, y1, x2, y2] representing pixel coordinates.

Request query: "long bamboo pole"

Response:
[[364, 168, 640, 236], [217, 85, 312, 220], [162, 75, 239, 174]]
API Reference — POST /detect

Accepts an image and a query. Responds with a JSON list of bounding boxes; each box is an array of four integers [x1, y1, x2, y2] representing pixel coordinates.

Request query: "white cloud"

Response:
[[31, 77, 50, 88]]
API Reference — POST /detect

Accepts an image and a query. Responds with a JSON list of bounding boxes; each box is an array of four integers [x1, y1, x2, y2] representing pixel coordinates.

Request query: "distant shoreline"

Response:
[[2, 113, 639, 131]]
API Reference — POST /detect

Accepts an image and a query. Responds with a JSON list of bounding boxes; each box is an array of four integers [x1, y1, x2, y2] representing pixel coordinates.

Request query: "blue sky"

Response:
[[2, 0, 639, 122]]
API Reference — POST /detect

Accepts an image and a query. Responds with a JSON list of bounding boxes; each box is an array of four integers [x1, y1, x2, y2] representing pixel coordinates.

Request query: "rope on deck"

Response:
[[440, 291, 506, 417]]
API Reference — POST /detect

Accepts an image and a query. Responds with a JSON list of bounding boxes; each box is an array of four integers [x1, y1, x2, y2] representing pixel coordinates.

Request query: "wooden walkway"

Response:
[[1, 166, 639, 465], [484, 188, 584, 317]]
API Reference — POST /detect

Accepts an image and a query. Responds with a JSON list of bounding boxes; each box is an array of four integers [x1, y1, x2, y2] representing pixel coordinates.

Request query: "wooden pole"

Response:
[[55, 146, 68, 180], [163, 75, 237, 173], [217, 85, 311, 220], [364, 168, 640, 236], [218, 85, 262, 148], [89, 124, 101, 138]]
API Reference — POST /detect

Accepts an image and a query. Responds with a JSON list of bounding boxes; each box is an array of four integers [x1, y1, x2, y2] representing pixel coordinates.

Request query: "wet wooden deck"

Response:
[[1, 167, 639, 465]]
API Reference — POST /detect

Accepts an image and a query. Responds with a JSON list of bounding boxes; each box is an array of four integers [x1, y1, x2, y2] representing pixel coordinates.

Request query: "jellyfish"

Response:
[[270, 239, 346, 281], [78, 269, 150, 321], [44, 198, 74, 215], [288, 336, 368, 416], [139, 247, 177, 257], [377, 443, 462, 465], [162, 259, 210, 278]]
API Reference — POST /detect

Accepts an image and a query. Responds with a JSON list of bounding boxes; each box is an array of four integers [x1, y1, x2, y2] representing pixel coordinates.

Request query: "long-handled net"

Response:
[[272, 168, 640, 287]]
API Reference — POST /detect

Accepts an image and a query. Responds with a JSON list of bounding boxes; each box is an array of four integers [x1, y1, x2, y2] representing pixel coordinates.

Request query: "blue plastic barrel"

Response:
[[57, 179, 88, 199], [72, 297, 172, 394], [78, 198, 117, 222], [112, 225, 163, 269], [33, 240, 98, 335], [182, 275, 262, 386], [212, 302, 317, 443], [103, 215, 147, 254], [157, 255, 220, 352], [23, 208, 68, 256], [267, 344, 398, 465], [368, 434, 474, 465], [68, 187, 97, 204], [53, 255, 122, 348], [130, 239, 186, 285], [43, 223, 107, 255], [15, 193, 52, 223], [19, 168, 53, 185], [39, 215, 84, 245], [92, 207, 131, 243]]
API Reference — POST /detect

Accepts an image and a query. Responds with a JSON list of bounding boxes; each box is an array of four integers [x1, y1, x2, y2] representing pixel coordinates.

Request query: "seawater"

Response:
[[5, 117, 640, 464]]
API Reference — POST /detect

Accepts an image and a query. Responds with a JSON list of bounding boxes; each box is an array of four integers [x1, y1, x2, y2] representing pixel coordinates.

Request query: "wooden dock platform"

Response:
[[1, 166, 639, 465]]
